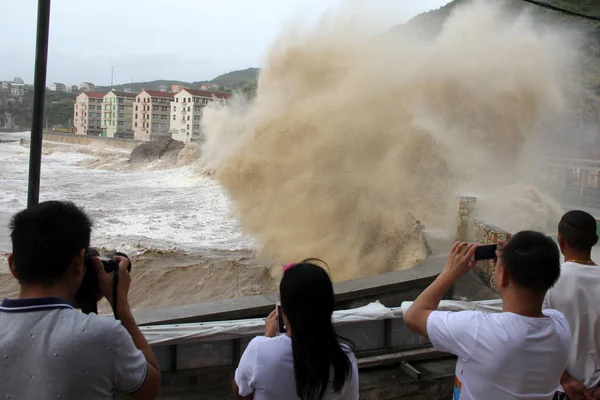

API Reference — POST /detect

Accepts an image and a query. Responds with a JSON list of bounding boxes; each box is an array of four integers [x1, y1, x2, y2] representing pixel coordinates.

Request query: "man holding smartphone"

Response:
[[404, 231, 571, 400]]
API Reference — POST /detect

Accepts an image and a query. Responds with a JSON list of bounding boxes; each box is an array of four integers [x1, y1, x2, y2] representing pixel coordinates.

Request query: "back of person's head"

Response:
[[10, 201, 92, 285], [280, 259, 351, 400], [499, 230, 560, 294], [558, 210, 598, 251]]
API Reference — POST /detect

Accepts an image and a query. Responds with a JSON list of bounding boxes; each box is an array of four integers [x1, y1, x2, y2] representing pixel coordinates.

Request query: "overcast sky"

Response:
[[1, 0, 450, 86]]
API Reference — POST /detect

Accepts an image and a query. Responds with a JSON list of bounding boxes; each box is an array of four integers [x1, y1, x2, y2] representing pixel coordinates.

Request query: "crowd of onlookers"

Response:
[[0, 201, 598, 400]]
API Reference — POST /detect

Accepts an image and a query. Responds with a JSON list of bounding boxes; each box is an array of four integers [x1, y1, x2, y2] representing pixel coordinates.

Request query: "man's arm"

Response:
[[560, 370, 593, 400], [404, 242, 478, 338], [119, 308, 161, 399], [233, 379, 254, 400], [94, 257, 161, 399]]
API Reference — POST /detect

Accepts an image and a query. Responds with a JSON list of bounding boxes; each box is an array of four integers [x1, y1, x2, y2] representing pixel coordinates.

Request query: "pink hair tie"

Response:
[[282, 263, 296, 274]]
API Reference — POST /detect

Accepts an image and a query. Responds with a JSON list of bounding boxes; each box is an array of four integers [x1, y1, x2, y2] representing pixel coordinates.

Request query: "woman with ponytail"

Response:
[[233, 259, 358, 400]]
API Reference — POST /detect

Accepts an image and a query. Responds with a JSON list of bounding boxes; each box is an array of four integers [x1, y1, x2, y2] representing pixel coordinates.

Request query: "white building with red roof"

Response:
[[170, 89, 231, 143]]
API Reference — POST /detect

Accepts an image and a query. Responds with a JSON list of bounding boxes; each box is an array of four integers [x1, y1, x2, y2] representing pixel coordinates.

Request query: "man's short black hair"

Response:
[[10, 201, 92, 285], [501, 230, 560, 293], [558, 210, 597, 251]]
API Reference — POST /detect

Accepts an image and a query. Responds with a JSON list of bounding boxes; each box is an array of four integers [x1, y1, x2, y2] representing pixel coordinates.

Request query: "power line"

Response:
[[519, 0, 600, 22]]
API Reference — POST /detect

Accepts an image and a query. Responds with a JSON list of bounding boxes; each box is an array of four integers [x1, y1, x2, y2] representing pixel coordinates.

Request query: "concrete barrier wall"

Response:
[[456, 196, 512, 291], [22, 131, 142, 150]]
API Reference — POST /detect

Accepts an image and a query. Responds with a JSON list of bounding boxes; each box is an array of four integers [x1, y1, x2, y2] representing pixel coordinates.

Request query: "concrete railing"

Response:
[[456, 196, 512, 291], [20, 131, 142, 150]]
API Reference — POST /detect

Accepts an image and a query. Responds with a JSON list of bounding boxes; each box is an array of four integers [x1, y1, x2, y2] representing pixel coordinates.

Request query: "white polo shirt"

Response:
[[0, 297, 147, 400], [544, 261, 600, 391]]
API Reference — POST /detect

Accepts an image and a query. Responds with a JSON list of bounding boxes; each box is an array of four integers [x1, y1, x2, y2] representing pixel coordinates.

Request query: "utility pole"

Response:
[[27, 0, 51, 208]]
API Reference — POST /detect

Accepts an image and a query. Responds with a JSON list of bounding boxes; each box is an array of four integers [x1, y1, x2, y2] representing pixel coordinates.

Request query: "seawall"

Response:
[[456, 195, 512, 290], [20, 131, 141, 150]]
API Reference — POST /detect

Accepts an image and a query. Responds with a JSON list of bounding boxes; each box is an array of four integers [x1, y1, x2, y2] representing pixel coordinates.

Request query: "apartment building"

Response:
[[133, 90, 174, 141], [74, 92, 105, 136], [170, 89, 231, 143], [80, 82, 95, 92], [50, 82, 66, 92], [101, 90, 136, 138]]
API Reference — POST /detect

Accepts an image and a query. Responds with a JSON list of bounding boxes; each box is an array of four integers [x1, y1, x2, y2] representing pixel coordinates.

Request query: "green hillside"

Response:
[[207, 67, 260, 87], [396, 0, 600, 92], [106, 68, 261, 93], [107, 80, 194, 93]]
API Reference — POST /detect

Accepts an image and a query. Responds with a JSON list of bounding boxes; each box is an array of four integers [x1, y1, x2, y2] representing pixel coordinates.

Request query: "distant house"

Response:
[[12, 77, 24, 84], [0, 81, 9, 90], [200, 83, 218, 91], [158, 84, 169, 93], [80, 82, 95, 92], [171, 84, 187, 93], [74, 92, 106, 136], [70, 85, 79, 93], [50, 82, 66, 92], [170, 89, 231, 143], [10, 83, 25, 96], [133, 90, 174, 141]]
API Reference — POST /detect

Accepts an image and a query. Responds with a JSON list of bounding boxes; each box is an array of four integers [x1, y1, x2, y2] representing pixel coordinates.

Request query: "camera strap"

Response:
[[113, 265, 119, 319]]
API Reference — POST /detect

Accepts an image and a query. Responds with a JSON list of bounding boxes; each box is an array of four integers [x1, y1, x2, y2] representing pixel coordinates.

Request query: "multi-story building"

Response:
[[200, 83, 218, 91], [100, 90, 136, 138], [80, 82, 95, 92], [170, 89, 231, 143], [49, 82, 66, 92], [10, 83, 25, 96], [74, 92, 105, 136], [171, 84, 187, 93], [133, 90, 174, 141]]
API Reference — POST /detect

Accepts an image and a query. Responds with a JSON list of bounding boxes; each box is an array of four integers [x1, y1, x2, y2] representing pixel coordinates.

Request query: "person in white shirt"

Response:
[[404, 231, 571, 400], [233, 259, 359, 400], [544, 210, 600, 400]]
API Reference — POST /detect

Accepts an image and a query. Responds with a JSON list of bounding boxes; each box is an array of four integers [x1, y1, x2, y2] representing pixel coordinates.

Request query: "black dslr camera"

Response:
[[75, 248, 131, 317]]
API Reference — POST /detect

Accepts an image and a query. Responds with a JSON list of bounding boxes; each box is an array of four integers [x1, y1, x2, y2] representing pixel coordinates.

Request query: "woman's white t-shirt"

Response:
[[235, 335, 359, 400]]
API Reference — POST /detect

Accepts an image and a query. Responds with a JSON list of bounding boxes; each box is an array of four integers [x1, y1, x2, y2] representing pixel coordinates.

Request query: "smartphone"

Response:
[[472, 244, 498, 261], [276, 301, 286, 334]]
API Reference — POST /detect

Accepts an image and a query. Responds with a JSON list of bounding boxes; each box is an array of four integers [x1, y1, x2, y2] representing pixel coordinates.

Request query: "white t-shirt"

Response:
[[427, 309, 571, 400], [544, 261, 600, 391], [235, 334, 359, 400]]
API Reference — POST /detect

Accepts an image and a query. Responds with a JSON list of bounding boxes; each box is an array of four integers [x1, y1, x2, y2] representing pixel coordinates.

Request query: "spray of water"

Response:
[[201, 0, 577, 280]]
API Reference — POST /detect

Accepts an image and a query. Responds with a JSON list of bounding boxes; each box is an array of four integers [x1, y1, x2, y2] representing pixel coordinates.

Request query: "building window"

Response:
[[188, 97, 191, 102], [153, 114, 159, 119], [173, 106, 176, 111], [172, 115, 176, 120], [135, 114, 138, 119], [187, 106, 190, 111], [137, 98, 140, 103], [135, 122, 138, 127], [193, 124, 200, 129], [118, 113, 124, 118], [194, 115, 200, 120], [135, 105, 138, 111], [76, 112, 78, 117], [153, 106, 158, 111], [187, 124, 190, 129], [187, 116, 190, 121], [175, 98, 178, 102]]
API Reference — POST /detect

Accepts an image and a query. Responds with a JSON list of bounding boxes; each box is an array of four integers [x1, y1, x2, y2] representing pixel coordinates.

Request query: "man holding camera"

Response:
[[0, 201, 161, 399]]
